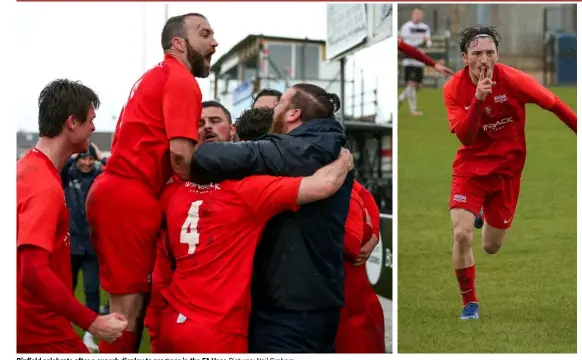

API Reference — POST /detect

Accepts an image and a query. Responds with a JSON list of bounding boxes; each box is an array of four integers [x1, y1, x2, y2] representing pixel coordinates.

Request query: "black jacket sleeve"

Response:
[[60, 157, 75, 189], [190, 135, 335, 184]]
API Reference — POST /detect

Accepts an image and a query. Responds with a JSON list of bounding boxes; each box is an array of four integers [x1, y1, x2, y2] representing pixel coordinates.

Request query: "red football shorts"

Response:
[[450, 175, 521, 229], [336, 297, 385, 353], [18, 337, 89, 353], [86, 173, 163, 294], [155, 307, 247, 353]]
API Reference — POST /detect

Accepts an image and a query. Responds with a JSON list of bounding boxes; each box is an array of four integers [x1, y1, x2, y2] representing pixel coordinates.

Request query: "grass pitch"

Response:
[[397, 87, 577, 353]]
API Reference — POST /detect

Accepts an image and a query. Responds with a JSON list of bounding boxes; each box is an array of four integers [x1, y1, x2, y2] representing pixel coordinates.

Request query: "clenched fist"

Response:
[[88, 313, 128, 344]]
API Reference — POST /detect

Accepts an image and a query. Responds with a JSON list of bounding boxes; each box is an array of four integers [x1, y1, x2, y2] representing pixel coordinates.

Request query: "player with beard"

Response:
[[86, 13, 217, 353], [199, 101, 235, 143], [145, 104, 264, 351], [231, 106, 385, 352], [188, 84, 353, 352], [444, 26, 576, 320], [17, 80, 128, 353], [149, 150, 353, 353]]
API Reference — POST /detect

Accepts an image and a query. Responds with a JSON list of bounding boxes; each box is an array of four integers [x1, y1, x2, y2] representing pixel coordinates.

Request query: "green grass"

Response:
[[73, 278, 151, 353], [397, 87, 577, 353]]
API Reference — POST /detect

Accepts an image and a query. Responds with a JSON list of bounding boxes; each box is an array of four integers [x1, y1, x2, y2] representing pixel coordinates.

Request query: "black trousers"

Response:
[[71, 253, 100, 314], [248, 307, 341, 353]]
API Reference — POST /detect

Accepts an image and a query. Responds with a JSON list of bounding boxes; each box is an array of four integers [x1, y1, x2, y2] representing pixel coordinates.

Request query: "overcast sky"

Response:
[[14, 2, 395, 132]]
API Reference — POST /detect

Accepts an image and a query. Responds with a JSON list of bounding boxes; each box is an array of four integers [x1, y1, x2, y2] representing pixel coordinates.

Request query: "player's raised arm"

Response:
[[190, 133, 341, 184], [510, 69, 577, 133], [164, 74, 202, 180], [398, 39, 454, 76], [237, 148, 353, 222], [296, 148, 353, 204], [444, 68, 492, 145]]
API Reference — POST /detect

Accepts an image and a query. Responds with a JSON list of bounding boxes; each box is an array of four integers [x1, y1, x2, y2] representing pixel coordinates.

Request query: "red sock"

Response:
[[99, 331, 137, 353], [455, 265, 478, 305]]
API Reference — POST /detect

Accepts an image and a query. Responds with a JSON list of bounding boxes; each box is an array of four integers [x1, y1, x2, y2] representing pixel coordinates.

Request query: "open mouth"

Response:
[[203, 132, 218, 143], [204, 52, 214, 65]]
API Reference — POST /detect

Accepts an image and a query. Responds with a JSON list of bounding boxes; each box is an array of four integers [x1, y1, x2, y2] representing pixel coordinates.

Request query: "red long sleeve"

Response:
[[358, 187, 380, 238], [398, 39, 436, 67], [504, 66, 577, 134], [454, 97, 485, 145], [549, 97, 577, 133], [343, 193, 364, 261], [19, 246, 98, 331]]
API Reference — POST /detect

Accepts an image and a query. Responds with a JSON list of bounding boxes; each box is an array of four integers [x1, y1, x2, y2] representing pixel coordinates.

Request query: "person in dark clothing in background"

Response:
[[251, 88, 282, 109], [189, 83, 352, 353], [61, 143, 104, 352]]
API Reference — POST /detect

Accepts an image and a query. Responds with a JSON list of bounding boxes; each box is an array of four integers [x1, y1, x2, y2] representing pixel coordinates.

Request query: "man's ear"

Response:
[[65, 115, 77, 130]]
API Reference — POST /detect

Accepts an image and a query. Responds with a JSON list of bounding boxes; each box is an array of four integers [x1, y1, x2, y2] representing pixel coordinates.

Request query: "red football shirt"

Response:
[[338, 187, 385, 353], [343, 188, 365, 261], [105, 54, 201, 197], [17, 149, 77, 345], [161, 175, 301, 336], [444, 63, 557, 178]]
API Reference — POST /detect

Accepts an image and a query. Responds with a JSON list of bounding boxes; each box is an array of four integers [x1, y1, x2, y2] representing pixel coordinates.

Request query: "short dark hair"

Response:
[[38, 79, 100, 138], [202, 100, 232, 124], [457, 26, 502, 53], [161, 13, 206, 51], [235, 107, 274, 141], [290, 83, 341, 122], [251, 88, 283, 108]]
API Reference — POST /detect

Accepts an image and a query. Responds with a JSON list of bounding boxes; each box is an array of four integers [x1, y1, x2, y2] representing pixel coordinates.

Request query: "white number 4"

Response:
[[180, 200, 203, 255]]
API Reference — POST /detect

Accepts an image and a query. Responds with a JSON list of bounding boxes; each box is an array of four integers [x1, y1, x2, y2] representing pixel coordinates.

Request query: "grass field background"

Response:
[[397, 87, 577, 353]]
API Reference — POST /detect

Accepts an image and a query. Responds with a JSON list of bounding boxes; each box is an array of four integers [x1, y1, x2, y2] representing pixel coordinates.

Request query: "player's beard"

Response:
[[270, 110, 287, 134], [185, 39, 208, 78]]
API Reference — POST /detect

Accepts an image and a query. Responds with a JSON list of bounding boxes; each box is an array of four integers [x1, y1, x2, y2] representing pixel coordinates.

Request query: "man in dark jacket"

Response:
[[189, 83, 352, 353], [61, 144, 103, 352]]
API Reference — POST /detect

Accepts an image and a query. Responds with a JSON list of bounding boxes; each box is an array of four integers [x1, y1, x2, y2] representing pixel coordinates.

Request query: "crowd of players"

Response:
[[16, 12, 386, 354]]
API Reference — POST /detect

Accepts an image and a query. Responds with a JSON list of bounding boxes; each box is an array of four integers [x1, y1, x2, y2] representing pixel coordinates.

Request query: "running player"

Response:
[[398, 7, 432, 116], [17, 79, 127, 353], [444, 26, 577, 320], [85, 13, 217, 353], [150, 151, 353, 353]]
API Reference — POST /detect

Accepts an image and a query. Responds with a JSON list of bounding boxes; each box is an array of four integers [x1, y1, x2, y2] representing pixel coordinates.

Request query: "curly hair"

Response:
[[457, 26, 502, 53], [235, 107, 274, 141]]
